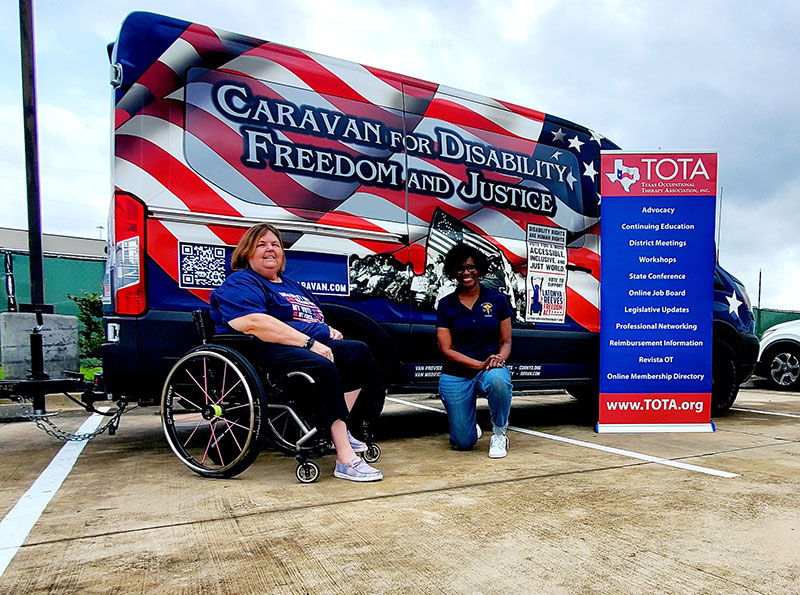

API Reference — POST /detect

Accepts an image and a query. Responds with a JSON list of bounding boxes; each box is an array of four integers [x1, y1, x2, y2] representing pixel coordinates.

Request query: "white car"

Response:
[[756, 319, 800, 390]]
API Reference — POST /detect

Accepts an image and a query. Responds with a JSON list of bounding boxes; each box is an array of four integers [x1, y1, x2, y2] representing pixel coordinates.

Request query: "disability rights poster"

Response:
[[598, 152, 717, 433]]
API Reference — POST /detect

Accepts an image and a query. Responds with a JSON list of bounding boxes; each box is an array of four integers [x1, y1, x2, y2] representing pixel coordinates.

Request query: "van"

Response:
[[103, 11, 758, 415]]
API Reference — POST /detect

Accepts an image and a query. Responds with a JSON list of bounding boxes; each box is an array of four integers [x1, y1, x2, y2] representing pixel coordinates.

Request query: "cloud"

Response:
[[0, 102, 108, 238]]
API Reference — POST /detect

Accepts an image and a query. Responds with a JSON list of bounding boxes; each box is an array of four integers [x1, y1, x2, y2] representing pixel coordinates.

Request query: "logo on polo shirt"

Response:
[[481, 302, 493, 317]]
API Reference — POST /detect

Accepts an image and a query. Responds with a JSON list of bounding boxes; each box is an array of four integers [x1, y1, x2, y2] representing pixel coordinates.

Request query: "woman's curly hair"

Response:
[[443, 243, 488, 279]]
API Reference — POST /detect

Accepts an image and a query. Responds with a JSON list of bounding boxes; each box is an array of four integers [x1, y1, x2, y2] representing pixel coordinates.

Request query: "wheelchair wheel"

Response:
[[161, 346, 267, 478], [362, 442, 381, 464], [295, 460, 320, 483]]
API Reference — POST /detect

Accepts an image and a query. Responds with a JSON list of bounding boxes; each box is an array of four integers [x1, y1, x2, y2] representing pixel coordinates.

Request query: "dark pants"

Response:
[[250, 339, 376, 429]]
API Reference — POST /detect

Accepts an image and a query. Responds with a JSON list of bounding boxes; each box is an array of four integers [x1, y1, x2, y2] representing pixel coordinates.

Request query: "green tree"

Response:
[[67, 291, 104, 361]]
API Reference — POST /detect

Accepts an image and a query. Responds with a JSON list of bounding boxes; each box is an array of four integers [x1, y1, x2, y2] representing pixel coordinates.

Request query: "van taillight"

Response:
[[114, 192, 146, 315]]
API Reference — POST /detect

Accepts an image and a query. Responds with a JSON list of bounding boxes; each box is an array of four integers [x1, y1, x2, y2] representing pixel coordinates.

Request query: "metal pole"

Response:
[[19, 0, 46, 308], [19, 0, 50, 413]]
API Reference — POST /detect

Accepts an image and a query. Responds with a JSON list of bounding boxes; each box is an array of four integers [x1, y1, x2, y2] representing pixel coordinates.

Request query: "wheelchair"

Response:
[[160, 311, 381, 482]]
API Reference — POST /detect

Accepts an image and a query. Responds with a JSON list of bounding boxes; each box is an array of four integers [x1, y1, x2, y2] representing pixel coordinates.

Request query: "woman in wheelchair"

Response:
[[209, 223, 383, 482]]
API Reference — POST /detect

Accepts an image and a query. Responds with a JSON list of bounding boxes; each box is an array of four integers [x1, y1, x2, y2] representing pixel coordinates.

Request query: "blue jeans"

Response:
[[438, 367, 512, 450]]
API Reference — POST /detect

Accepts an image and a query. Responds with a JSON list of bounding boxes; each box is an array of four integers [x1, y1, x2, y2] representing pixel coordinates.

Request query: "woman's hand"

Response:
[[310, 341, 334, 361], [482, 354, 506, 370], [328, 326, 343, 341]]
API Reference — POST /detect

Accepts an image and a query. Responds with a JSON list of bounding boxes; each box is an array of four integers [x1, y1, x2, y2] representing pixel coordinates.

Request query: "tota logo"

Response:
[[481, 302, 493, 316], [605, 159, 640, 192]]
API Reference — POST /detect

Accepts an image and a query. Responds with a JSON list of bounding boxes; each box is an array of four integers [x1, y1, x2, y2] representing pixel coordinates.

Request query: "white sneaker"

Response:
[[476, 424, 483, 440], [488, 434, 508, 458]]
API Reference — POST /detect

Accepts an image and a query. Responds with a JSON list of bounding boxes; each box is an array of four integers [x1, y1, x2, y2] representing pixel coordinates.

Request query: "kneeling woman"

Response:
[[210, 223, 383, 482], [436, 244, 513, 458]]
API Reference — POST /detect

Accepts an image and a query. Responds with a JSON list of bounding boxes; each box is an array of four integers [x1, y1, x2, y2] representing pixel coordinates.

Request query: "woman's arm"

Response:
[[438, 317, 512, 371], [228, 313, 333, 360], [482, 317, 512, 370], [436, 327, 484, 371], [497, 317, 512, 361]]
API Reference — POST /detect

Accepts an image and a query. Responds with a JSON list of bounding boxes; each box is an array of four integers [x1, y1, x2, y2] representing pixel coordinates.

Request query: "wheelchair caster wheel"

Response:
[[362, 443, 381, 464], [295, 461, 320, 483]]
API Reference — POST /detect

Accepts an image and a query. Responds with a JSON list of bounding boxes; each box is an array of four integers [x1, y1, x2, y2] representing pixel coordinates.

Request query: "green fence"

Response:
[[2, 253, 104, 317], [754, 308, 800, 337]]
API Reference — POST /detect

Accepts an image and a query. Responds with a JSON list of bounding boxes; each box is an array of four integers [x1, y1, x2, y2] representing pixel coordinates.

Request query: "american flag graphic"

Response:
[[112, 12, 617, 332], [427, 209, 501, 264]]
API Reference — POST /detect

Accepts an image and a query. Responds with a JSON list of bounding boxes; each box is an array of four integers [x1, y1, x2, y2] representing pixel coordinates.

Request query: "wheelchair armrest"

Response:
[[193, 308, 258, 346], [211, 333, 258, 345]]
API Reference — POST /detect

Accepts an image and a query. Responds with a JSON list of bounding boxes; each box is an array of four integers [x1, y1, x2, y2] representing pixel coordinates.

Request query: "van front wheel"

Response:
[[711, 341, 740, 416]]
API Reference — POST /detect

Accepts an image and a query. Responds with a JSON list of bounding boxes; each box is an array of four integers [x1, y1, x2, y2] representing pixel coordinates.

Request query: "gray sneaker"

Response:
[[488, 434, 508, 458], [333, 456, 383, 482]]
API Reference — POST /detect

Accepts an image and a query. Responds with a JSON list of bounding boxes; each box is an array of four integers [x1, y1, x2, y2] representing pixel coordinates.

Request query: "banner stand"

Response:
[[596, 422, 715, 434], [598, 151, 718, 433]]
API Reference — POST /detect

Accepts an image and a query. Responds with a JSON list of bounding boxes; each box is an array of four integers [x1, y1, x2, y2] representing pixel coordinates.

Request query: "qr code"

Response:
[[178, 243, 227, 289]]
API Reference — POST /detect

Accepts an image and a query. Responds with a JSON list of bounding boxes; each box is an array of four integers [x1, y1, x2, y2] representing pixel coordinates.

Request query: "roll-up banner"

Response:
[[598, 151, 717, 433]]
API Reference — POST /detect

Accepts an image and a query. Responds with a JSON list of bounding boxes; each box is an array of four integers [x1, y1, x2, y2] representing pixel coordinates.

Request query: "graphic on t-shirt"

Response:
[[279, 291, 324, 323], [481, 302, 494, 317]]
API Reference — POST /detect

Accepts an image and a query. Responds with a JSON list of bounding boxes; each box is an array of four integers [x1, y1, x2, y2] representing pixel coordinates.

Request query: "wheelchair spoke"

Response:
[[173, 412, 204, 422], [203, 356, 208, 404], [219, 377, 243, 403], [174, 391, 203, 412], [181, 418, 206, 449], [207, 422, 225, 466], [223, 403, 251, 412], [218, 417, 251, 432], [218, 418, 244, 453], [185, 368, 211, 405], [222, 362, 228, 403]]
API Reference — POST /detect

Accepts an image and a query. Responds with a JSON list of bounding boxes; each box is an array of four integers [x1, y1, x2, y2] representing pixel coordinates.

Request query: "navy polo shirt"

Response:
[[436, 284, 512, 378], [210, 268, 331, 340]]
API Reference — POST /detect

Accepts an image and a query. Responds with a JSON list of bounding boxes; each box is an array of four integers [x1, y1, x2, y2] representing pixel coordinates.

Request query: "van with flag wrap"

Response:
[[103, 11, 758, 415]]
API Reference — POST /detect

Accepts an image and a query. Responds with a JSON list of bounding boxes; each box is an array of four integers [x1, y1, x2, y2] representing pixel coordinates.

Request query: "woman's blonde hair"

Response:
[[231, 223, 285, 272]]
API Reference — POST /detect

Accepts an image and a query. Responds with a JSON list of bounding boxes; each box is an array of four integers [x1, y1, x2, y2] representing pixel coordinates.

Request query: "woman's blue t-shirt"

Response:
[[209, 268, 330, 340], [436, 284, 511, 378]]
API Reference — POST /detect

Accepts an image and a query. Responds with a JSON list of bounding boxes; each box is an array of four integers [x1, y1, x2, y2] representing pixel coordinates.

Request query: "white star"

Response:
[[566, 170, 577, 189], [727, 291, 742, 316], [551, 150, 562, 161], [551, 128, 566, 143], [583, 161, 598, 180], [568, 135, 584, 151], [589, 129, 604, 144]]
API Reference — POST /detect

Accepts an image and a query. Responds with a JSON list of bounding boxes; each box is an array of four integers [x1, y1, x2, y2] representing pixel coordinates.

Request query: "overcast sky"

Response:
[[1, 0, 798, 310]]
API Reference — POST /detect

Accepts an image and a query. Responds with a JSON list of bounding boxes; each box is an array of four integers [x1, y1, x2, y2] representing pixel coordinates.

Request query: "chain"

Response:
[[17, 398, 135, 442]]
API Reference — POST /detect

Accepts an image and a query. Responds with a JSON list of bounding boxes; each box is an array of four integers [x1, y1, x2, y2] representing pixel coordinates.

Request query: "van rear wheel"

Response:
[[567, 385, 599, 419], [711, 341, 739, 416]]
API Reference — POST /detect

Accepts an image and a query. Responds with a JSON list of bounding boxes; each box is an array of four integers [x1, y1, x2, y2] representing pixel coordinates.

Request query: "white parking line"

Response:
[[387, 396, 739, 478], [387, 396, 443, 413], [0, 411, 105, 578], [731, 407, 800, 419]]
